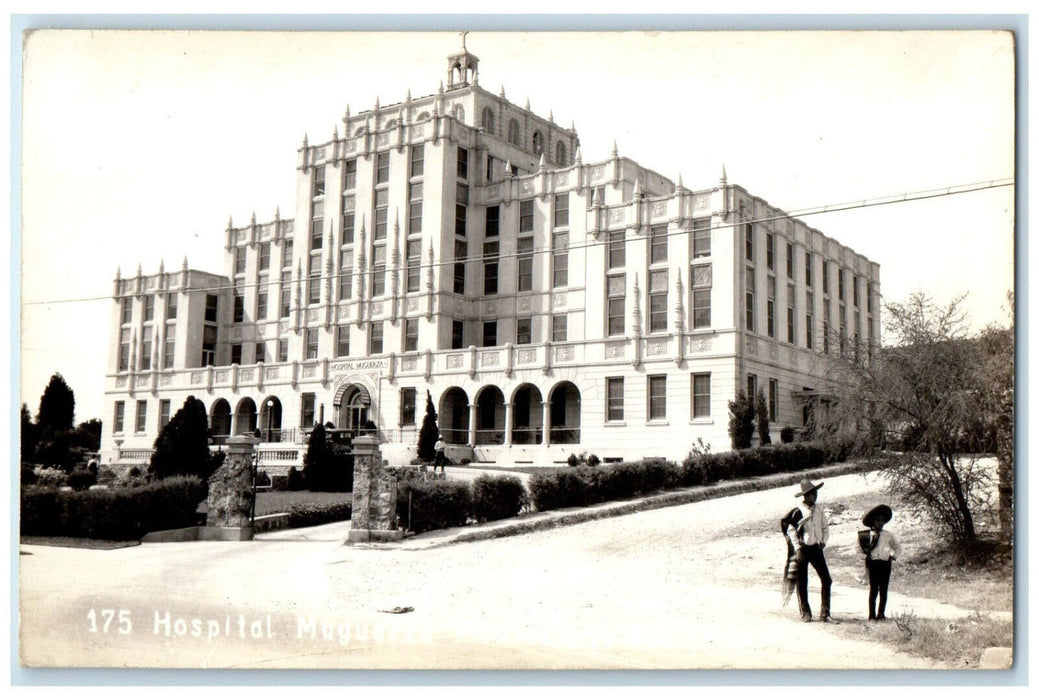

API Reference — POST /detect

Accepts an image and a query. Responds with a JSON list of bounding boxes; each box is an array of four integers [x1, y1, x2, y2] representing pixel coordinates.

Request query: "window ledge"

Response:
[[647, 420, 670, 426], [689, 418, 714, 426], [604, 421, 627, 427]]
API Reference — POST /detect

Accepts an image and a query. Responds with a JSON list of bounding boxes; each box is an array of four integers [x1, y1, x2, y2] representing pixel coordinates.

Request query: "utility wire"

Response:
[[22, 177, 1013, 307]]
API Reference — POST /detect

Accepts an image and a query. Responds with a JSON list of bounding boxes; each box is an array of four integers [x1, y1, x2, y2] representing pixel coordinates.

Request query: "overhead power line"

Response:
[[22, 177, 1013, 307]]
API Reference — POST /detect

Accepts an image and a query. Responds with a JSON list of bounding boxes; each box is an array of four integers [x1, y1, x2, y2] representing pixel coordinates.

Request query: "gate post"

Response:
[[346, 435, 403, 543]]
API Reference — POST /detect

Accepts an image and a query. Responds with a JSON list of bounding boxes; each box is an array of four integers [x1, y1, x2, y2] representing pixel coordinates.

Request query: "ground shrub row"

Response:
[[20, 476, 208, 541], [395, 473, 527, 534], [529, 442, 841, 512], [286, 502, 353, 529]]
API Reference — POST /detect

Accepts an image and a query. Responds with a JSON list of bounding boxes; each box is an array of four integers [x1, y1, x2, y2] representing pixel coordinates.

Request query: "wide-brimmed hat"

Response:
[[794, 479, 824, 498], [862, 504, 893, 528]]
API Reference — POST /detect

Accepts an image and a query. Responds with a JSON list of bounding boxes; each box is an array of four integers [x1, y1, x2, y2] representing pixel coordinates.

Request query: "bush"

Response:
[[587, 454, 601, 467], [21, 476, 208, 540], [567, 453, 580, 467], [287, 467, 305, 491], [397, 479, 472, 534], [287, 502, 352, 528], [472, 474, 527, 523], [780, 426, 796, 444], [728, 390, 756, 449], [33, 467, 68, 489], [67, 467, 97, 491], [149, 396, 219, 481]]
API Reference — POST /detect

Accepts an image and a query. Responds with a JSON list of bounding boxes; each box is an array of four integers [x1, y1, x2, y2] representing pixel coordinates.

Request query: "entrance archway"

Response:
[[336, 384, 373, 437], [549, 381, 581, 444], [210, 399, 231, 443], [234, 397, 258, 435], [438, 387, 469, 445]]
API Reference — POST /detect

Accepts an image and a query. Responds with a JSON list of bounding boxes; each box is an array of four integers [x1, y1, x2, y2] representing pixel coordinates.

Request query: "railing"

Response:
[[474, 429, 505, 446], [116, 448, 153, 463], [511, 428, 543, 445], [441, 428, 469, 445], [549, 427, 581, 444]]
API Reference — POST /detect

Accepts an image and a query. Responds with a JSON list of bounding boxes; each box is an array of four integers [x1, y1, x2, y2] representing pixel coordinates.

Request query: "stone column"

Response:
[[204, 436, 257, 541], [468, 403, 478, 447], [347, 435, 403, 543], [503, 402, 514, 446], [541, 400, 552, 446]]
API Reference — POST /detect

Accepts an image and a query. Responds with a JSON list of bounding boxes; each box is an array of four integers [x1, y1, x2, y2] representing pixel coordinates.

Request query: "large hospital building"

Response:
[[101, 45, 880, 472]]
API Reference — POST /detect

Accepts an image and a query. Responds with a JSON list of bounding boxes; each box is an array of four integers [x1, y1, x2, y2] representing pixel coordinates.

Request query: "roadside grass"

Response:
[[255, 490, 352, 516]]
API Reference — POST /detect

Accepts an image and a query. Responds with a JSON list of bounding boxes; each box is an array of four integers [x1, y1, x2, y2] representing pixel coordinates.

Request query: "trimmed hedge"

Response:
[[287, 502, 352, 528], [397, 479, 473, 534], [21, 476, 207, 541], [530, 442, 837, 512], [472, 474, 527, 523]]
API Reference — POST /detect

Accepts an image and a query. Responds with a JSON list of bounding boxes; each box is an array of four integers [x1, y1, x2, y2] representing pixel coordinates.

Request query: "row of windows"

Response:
[[112, 398, 172, 435], [605, 373, 713, 422], [745, 374, 781, 423]]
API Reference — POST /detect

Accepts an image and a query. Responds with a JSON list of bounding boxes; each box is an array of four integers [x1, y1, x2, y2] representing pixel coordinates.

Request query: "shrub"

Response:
[[287, 467, 305, 491], [780, 426, 796, 443], [587, 454, 601, 467], [67, 467, 97, 491], [21, 476, 207, 540], [256, 470, 272, 488], [728, 390, 756, 449], [271, 474, 289, 491], [287, 502, 352, 528], [33, 467, 68, 489], [567, 453, 580, 467], [149, 396, 219, 481], [397, 479, 473, 534], [755, 389, 772, 445], [472, 474, 527, 523]]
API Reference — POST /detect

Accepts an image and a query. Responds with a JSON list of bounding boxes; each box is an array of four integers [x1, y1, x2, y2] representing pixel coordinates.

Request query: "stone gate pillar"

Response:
[[346, 435, 403, 543], [204, 436, 257, 541]]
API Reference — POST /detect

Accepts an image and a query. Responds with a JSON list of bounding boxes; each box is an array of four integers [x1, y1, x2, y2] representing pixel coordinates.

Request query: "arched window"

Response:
[[508, 119, 520, 146], [532, 131, 544, 155], [481, 107, 495, 134]]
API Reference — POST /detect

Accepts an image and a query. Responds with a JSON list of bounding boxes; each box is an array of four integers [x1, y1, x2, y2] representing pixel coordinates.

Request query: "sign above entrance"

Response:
[[330, 358, 389, 373]]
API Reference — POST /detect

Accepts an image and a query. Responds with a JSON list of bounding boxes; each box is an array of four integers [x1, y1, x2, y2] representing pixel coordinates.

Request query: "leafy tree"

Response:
[[727, 390, 755, 449], [150, 396, 216, 481], [36, 373, 76, 436], [417, 390, 440, 462], [21, 404, 38, 463], [755, 389, 772, 445], [821, 293, 1003, 554], [70, 419, 103, 451]]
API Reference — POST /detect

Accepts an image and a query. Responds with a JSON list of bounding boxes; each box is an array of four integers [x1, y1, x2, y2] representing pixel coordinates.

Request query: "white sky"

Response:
[[17, 29, 1015, 424]]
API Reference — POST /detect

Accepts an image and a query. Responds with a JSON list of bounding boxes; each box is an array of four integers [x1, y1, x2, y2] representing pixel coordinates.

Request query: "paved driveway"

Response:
[[18, 471, 977, 670]]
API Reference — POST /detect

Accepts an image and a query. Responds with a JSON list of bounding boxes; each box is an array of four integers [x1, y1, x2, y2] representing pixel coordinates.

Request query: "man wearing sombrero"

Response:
[[791, 479, 832, 622], [862, 504, 901, 621]]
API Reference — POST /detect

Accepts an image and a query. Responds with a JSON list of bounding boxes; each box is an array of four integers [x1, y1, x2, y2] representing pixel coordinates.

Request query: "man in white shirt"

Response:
[[791, 479, 833, 622]]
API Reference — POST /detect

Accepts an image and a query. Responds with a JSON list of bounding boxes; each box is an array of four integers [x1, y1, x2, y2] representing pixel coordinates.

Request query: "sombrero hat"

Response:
[[862, 504, 893, 528], [794, 479, 824, 498]]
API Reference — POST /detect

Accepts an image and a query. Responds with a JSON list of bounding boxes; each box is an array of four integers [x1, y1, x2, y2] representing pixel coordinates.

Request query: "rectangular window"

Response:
[[310, 200, 324, 251], [342, 194, 356, 244], [747, 374, 757, 400], [369, 321, 383, 355], [486, 154, 494, 181], [376, 152, 389, 185], [282, 240, 294, 271], [374, 189, 389, 240], [853, 275, 860, 307], [140, 335, 152, 371], [235, 246, 247, 276], [371, 246, 386, 297], [114, 401, 125, 433], [400, 387, 417, 427], [519, 199, 534, 233], [256, 290, 268, 320], [305, 329, 318, 360], [805, 252, 813, 287], [692, 264, 712, 329], [259, 243, 271, 272], [121, 298, 132, 325], [767, 233, 775, 270], [456, 146, 468, 181], [822, 262, 830, 295], [159, 399, 171, 431], [233, 293, 244, 323], [143, 296, 155, 323], [745, 267, 755, 332], [163, 335, 175, 368], [454, 240, 467, 295], [606, 377, 624, 421], [648, 375, 667, 420], [786, 242, 794, 278], [517, 317, 532, 345], [482, 321, 497, 347], [692, 373, 711, 418], [517, 237, 533, 292], [278, 338, 288, 363], [766, 276, 776, 338], [408, 184, 423, 235], [201, 325, 217, 366], [407, 240, 422, 293], [230, 343, 242, 365], [650, 224, 668, 264], [135, 400, 147, 433], [693, 217, 711, 258], [452, 320, 464, 349], [552, 314, 567, 342], [280, 286, 291, 319], [745, 223, 754, 261], [308, 252, 321, 304], [867, 282, 873, 313], [649, 269, 668, 333], [787, 283, 796, 344], [255, 342, 266, 364], [410, 144, 424, 178], [340, 250, 353, 300], [455, 203, 467, 237], [608, 229, 625, 269], [553, 232, 568, 288], [485, 205, 500, 238], [607, 273, 626, 336], [554, 193, 569, 229], [205, 294, 219, 323], [404, 318, 419, 352], [768, 379, 779, 422], [336, 325, 350, 357], [313, 165, 326, 197], [301, 393, 316, 430], [342, 159, 357, 191], [838, 268, 845, 301], [483, 241, 499, 295], [806, 291, 814, 349]]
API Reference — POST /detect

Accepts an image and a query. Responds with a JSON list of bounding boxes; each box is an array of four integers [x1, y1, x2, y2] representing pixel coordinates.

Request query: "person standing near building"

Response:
[[790, 479, 833, 622], [862, 504, 900, 621], [433, 436, 447, 473]]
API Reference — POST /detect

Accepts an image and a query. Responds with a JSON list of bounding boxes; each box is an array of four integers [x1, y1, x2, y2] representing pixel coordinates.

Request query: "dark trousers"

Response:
[[867, 559, 893, 619], [796, 544, 832, 621]]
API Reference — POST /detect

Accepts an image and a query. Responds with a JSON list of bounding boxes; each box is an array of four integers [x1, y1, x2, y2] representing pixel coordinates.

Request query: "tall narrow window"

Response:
[[607, 273, 626, 336], [606, 377, 624, 421], [838, 268, 845, 302], [301, 393, 316, 429], [455, 184, 468, 237], [456, 146, 468, 181], [787, 283, 796, 344], [305, 328, 318, 360], [482, 321, 497, 347], [648, 375, 667, 420], [692, 264, 712, 329], [554, 193, 569, 229], [143, 296, 155, 323], [517, 237, 533, 292], [805, 252, 813, 288], [650, 224, 668, 264], [452, 320, 464, 349], [517, 317, 532, 344], [483, 241, 499, 295], [308, 252, 321, 304], [140, 334, 152, 371], [255, 342, 266, 364], [400, 387, 417, 427], [256, 289, 268, 320], [121, 298, 132, 325], [282, 240, 294, 272], [693, 218, 711, 258], [408, 182, 423, 235], [341, 194, 356, 244], [233, 292, 244, 323], [135, 400, 148, 433], [372, 245, 386, 297], [747, 374, 757, 400], [552, 314, 567, 342], [259, 243, 271, 272], [410, 144, 424, 178], [767, 233, 775, 270], [692, 373, 711, 418], [786, 242, 794, 278], [485, 205, 500, 238], [649, 269, 668, 333], [336, 325, 350, 357], [608, 230, 625, 269], [159, 399, 172, 431], [114, 401, 125, 433], [310, 199, 324, 251], [407, 240, 422, 293], [853, 275, 860, 307], [369, 321, 383, 355], [374, 189, 389, 240], [404, 318, 419, 352], [163, 334, 175, 369], [806, 291, 814, 349], [745, 267, 755, 332], [454, 240, 467, 295], [822, 261, 830, 296], [745, 223, 754, 261], [552, 232, 568, 288], [313, 165, 326, 197], [766, 276, 776, 338], [340, 250, 353, 300], [519, 199, 534, 233], [277, 338, 288, 363], [376, 152, 390, 185], [768, 379, 778, 421], [234, 246, 247, 276], [280, 285, 291, 319], [342, 159, 357, 191]]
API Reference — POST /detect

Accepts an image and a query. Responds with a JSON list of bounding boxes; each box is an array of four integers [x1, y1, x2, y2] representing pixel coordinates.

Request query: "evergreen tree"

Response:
[[150, 396, 216, 480], [727, 390, 755, 449], [417, 390, 440, 462], [20, 404, 38, 463], [755, 389, 772, 445], [36, 373, 75, 436], [303, 423, 332, 491]]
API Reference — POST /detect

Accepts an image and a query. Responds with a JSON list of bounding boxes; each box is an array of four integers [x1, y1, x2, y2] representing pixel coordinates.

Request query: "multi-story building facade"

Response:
[[101, 46, 881, 471]]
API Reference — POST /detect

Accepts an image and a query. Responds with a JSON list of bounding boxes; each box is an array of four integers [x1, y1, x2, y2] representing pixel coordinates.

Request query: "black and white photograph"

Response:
[[15, 25, 1017, 675]]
